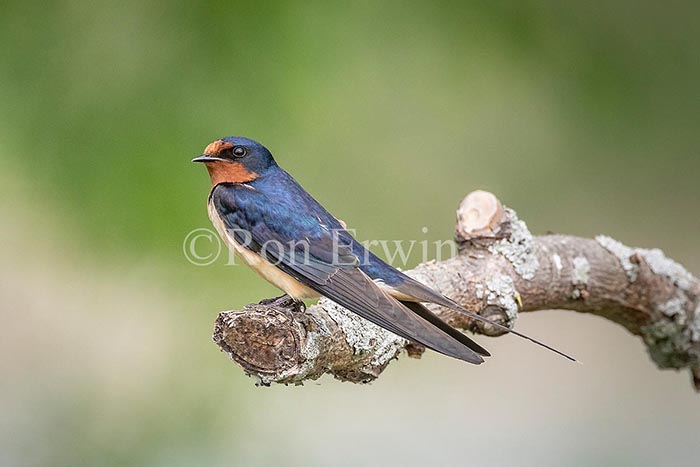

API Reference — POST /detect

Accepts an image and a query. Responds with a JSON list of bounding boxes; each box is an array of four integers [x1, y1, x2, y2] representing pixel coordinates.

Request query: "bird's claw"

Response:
[[259, 294, 305, 312]]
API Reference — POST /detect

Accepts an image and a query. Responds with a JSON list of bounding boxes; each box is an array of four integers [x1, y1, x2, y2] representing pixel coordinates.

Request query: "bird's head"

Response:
[[192, 136, 277, 185]]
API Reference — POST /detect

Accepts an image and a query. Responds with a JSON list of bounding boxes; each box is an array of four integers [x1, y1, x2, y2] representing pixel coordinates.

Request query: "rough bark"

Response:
[[212, 190, 700, 391]]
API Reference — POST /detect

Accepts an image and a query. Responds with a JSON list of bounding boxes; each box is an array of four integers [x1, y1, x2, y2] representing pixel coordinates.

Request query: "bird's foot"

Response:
[[259, 294, 305, 312], [259, 294, 294, 307]]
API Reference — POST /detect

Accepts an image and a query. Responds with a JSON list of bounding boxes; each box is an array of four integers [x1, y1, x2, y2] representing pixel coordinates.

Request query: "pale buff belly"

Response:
[[208, 202, 320, 300]]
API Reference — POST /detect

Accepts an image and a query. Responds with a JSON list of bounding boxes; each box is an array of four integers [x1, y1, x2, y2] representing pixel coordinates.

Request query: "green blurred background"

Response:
[[2, 1, 699, 466]]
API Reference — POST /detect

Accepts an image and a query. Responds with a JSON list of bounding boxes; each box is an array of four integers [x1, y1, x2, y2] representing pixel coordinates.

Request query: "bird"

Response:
[[193, 136, 575, 364]]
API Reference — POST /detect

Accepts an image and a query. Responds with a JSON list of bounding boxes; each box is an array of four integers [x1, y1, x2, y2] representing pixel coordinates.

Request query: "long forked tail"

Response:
[[445, 299, 578, 362], [396, 278, 578, 361], [377, 271, 578, 361]]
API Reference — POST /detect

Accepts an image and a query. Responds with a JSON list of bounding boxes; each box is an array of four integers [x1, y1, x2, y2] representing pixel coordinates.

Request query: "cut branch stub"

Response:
[[455, 190, 508, 246]]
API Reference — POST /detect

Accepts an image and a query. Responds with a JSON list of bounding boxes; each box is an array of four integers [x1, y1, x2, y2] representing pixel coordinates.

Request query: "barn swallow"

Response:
[[193, 136, 575, 364]]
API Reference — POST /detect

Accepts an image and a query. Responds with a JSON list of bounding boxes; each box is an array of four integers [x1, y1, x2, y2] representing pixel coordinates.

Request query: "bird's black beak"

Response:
[[192, 154, 227, 163]]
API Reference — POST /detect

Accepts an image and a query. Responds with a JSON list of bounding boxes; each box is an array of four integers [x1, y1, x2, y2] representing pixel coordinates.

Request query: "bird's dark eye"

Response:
[[233, 146, 246, 157]]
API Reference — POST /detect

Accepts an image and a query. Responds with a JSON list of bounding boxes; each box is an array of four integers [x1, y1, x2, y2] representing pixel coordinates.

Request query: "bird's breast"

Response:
[[207, 200, 319, 300]]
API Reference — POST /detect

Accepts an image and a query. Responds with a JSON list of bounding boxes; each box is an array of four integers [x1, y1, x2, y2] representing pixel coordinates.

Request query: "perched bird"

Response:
[[194, 136, 574, 364]]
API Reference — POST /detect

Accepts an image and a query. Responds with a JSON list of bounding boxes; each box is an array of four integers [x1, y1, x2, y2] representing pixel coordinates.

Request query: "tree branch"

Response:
[[212, 190, 700, 391]]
